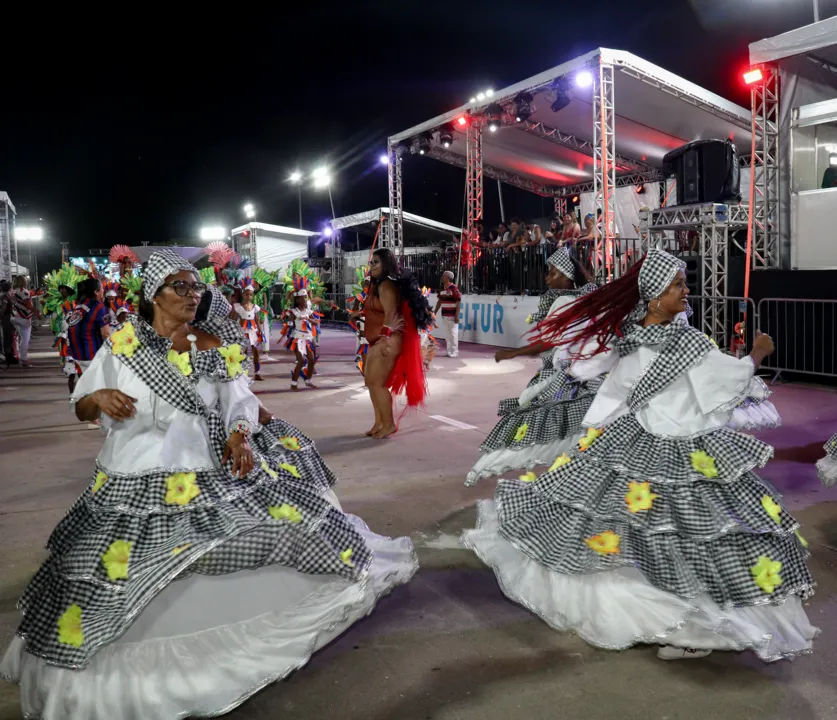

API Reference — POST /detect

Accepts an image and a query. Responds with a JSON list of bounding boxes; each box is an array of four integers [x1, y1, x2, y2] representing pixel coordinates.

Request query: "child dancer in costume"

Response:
[[285, 277, 321, 390], [233, 278, 265, 381], [0, 250, 418, 720], [43, 264, 83, 392], [466, 249, 597, 485], [463, 248, 816, 662]]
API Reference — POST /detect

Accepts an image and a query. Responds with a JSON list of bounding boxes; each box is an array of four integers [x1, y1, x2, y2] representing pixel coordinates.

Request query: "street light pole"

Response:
[[297, 186, 303, 229]]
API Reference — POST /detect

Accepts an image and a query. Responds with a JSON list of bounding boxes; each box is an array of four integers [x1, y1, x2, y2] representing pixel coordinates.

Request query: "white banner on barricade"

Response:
[[428, 294, 540, 349]]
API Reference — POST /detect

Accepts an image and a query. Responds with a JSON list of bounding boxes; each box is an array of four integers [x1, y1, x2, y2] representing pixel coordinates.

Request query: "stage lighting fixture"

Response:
[[575, 71, 593, 88], [470, 97, 477, 103], [289, 170, 303, 183], [477, 92, 486, 101], [415, 131, 433, 155], [571, 195, 579, 203], [549, 79, 571, 113], [485, 89, 494, 97], [636, 184, 646, 195], [323, 227, 334, 237], [457, 115, 468, 127], [743, 68, 763, 85], [513, 92, 533, 123], [439, 126, 454, 149], [379, 154, 389, 165], [485, 103, 504, 133]]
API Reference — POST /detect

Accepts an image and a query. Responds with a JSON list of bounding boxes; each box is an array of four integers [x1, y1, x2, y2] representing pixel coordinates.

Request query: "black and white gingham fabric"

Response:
[[824, 432, 837, 459], [142, 249, 199, 302], [617, 320, 715, 411], [493, 412, 813, 609], [12, 315, 369, 669], [623, 248, 686, 329], [527, 284, 599, 328], [546, 247, 577, 281]]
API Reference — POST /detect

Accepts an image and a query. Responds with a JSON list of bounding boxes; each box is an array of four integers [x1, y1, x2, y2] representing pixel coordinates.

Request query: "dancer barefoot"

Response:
[[363, 249, 431, 439]]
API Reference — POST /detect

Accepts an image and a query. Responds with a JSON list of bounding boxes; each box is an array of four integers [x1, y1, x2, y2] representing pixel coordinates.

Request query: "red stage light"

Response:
[[242, 231, 249, 237], [456, 116, 467, 127], [743, 68, 763, 85], [571, 195, 579, 203]]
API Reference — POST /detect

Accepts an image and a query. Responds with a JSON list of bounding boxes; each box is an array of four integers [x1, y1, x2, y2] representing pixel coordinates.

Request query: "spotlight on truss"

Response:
[[379, 154, 390, 165], [513, 92, 534, 123], [414, 131, 433, 155], [439, 125, 454, 148], [485, 103, 504, 133], [550, 78, 572, 113], [575, 71, 593, 88]]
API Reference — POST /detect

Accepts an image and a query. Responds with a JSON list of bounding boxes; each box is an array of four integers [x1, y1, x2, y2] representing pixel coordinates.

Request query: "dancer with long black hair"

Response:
[[466, 248, 598, 484], [463, 248, 816, 662], [363, 248, 432, 439]]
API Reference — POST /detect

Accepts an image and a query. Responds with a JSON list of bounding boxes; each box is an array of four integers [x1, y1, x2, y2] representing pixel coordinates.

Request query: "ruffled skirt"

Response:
[[816, 432, 837, 488], [462, 414, 817, 660], [466, 358, 603, 485]]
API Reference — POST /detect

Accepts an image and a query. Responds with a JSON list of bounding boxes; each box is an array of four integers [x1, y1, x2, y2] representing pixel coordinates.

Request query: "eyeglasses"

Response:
[[162, 281, 207, 297], [368, 259, 381, 266]]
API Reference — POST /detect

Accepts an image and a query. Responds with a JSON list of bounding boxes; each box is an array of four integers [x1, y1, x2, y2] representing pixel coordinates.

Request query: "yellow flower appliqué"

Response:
[[513, 424, 529, 442], [101, 539, 133, 581], [260, 460, 278, 479], [171, 544, 192, 556], [761, 495, 782, 524], [218, 343, 246, 378], [110, 322, 140, 358], [625, 481, 658, 514], [167, 349, 192, 377], [578, 427, 604, 452], [340, 549, 355, 567], [57, 604, 84, 647], [584, 531, 621, 555], [751, 555, 783, 594], [269, 504, 303, 524], [690, 450, 719, 479], [795, 529, 809, 548], [279, 436, 301, 451], [525, 314, 533, 324], [164, 472, 200, 506], [280, 463, 301, 479], [519, 472, 537, 482], [92, 471, 108, 494], [549, 454, 571, 472]]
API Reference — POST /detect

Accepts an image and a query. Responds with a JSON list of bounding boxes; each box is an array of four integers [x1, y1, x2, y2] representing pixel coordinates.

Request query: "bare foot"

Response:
[[372, 424, 397, 439], [366, 424, 382, 437]]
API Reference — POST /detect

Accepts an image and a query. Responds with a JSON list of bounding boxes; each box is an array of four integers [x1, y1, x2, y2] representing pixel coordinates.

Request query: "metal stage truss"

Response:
[[384, 142, 405, 253], [750, 66, 780, 269], [593, 57, 616, 282], [641, 202, 749, 344]]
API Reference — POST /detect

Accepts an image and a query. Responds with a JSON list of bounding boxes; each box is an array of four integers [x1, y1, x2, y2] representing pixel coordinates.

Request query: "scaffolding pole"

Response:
[[464, 121, 484, 293], [385, 141, 405, 254], [592, 57, 616, 282], [751, 66, 780, 269]]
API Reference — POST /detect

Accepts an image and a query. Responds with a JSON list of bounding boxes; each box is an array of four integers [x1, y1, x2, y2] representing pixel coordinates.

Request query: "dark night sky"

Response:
[[2, 0, 835, 273]]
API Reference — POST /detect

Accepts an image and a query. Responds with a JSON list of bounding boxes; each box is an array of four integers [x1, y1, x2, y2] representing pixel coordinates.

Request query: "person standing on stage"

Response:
[[67, 278, 111, 375], [433, 270, 461, 358]]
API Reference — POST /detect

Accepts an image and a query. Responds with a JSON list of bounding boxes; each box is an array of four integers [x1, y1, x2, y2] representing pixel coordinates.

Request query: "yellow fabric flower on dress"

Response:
[[795, 529, 809, 548], [260, 460, 278, 480], [625, 481, 658, 514], [279, 436, 301, 451], [761, 495, 782, 524], [164, 472, 200, 506], [57, 604, 84, 647], [218, 344, 246, 378], [549, 454, 571, 472], [584, 531, 621, 555], [171, 544, 192, 556], [519, 472, 537, 483], [578, 427, 604, 452], [101, 540, 133, 581], [751, 555, 783, 594], [525, 314, 533, 324], [167, 349, 192, 377], [110, 322, 140, 358], [340, 549, 355, 567], [92, 471, 108, 494], [280, 463, 301, 479], [269, 504, 303, 524], [690, 450, 719, 479], [513, 424, 529, 442]]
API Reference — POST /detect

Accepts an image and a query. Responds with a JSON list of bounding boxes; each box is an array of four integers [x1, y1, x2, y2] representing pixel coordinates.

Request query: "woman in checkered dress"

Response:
[[463, 249, 816, 662], [466, 249, 599, 485], [1, 251, 418, 720], [816, 433, 837, 487]]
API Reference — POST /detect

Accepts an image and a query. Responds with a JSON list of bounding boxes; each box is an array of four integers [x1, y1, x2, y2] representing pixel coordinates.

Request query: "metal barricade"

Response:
[[686, 295, 758, 354], [757, 298, 837, 379]]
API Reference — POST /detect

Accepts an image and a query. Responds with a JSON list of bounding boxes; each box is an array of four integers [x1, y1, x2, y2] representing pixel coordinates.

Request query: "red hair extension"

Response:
[[533, 256, 646, 358]]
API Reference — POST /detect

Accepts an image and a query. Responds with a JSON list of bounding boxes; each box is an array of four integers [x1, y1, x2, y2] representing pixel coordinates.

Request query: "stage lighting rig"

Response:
[[412, 131, 433, 155], [485, 103, 504, 133], [513, 92, 534, 123], [549, 78, 572, 113], [439, 124, 455, 149]]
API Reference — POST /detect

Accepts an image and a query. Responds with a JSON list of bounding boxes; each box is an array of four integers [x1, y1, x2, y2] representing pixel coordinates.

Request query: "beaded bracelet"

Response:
[[229, 419, 254, 436]]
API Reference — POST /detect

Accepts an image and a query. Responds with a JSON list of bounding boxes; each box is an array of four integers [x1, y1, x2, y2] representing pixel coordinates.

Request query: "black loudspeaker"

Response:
[[663, 139, 740, 205]]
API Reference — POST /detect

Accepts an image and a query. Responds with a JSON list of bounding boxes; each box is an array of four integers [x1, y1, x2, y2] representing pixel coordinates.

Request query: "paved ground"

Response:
[[1, 327, 836, 720]]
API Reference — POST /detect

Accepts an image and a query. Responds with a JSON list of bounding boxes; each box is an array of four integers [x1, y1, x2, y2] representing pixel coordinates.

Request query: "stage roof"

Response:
[[230, 222, 318, 238], [331, 208, 460, 244], [389, 48, 753, 198], [750, 16, 837, 66]]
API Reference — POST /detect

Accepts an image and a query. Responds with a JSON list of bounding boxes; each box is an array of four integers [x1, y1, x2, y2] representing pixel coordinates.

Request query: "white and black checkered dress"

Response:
[[466, 287, 602, 485], [464, 320, 816, 659], [816, 432, 837, 487], [10, 317, 374, 670]]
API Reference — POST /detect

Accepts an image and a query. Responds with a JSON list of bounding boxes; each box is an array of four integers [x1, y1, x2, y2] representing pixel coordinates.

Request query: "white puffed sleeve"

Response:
[[216, 376, 261, 434], [70, 345, 120, 404], [568, 344, 619, 382], [686, 350, 760, 417]]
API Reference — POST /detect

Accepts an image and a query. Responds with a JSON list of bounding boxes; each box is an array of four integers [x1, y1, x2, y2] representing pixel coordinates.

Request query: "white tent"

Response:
[[10, 261, 28, 277], [750, 18, 837, 269], [230, 222, 317, 272]]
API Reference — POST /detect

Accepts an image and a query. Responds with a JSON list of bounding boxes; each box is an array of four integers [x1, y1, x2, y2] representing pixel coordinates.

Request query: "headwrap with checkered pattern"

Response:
[[142, 249, 199, 302]]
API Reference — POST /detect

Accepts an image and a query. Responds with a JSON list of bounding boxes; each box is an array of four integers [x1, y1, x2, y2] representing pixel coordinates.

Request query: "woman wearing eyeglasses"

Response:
[[1, 250, 418, 720]]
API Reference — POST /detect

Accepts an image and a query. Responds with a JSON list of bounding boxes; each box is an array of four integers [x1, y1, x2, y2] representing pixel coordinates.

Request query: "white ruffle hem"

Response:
[[816, 455, 837, 488], [462, 500, 818, 662], [465, 433, 581, 486], [1, 515, 417, 720]]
